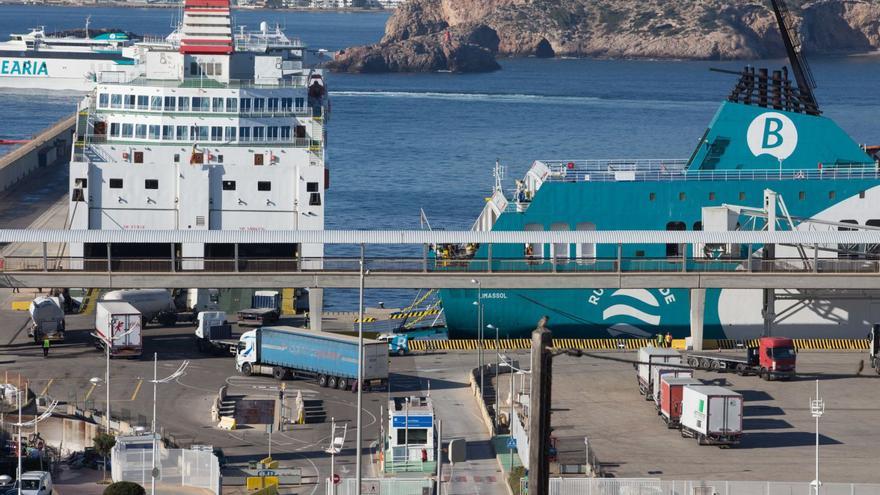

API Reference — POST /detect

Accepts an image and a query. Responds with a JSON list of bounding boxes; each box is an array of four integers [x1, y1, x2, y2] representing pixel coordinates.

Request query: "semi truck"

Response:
[[636, 347, 682, 399], [101, 289, 178, 326], [679, 385, 743, 447], [28, 296, 66, 343], [237, 290, 281, 326], [193, 311, 239, 355], [95, 302, 143, 358], [236, 326, 389, 390], [870, 325, 880, 375], [658, 376, 702, 428], [685, 337, 796, 380]]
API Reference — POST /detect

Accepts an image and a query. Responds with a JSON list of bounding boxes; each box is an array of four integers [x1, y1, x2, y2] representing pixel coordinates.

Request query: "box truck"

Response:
[[637, 347, 682, 399], [651, 367, 694, 404], [236, 326, 388, 390], [95, 302, 142, 358], [679, 385, 743, 446], [658, 376, 702, 428]]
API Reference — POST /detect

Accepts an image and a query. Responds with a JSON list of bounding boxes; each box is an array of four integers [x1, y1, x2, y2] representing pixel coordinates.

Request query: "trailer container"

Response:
[[651, 367, 694, 404], [252, 291, 280, 310], [659, 376, 702, 428], [637, 347, 682, 399], [28, 296, 66, 343], [95, 301, 143, 358], [680, 385, 743, 446]]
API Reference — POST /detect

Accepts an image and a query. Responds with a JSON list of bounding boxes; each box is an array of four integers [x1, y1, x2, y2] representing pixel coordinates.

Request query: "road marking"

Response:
[[130, 379, 143, 401], [39, 378, 54, 397], [84, 383, 97, 401]]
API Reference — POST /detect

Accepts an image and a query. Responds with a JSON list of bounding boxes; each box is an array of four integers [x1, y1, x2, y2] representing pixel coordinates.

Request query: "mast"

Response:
[[769, 0, 819, 114]]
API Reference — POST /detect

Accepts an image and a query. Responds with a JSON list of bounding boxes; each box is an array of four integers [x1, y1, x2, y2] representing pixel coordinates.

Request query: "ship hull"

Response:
[[0, 56, 138, 91]]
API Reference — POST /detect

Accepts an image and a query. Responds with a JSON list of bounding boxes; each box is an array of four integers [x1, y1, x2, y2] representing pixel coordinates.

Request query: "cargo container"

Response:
[[236, 326, 388, 390], [95, 302, 143, 358], [636, 347, 682, 399], [651, 367, 694, 404], [658, 376, 702, 428], [679, 385, 743, 446], [252, 290, 280, 310]]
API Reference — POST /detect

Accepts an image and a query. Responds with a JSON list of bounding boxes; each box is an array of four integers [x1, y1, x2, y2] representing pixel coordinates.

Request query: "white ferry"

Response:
[[0, 22, 141, 91], [66, 0, 330, 328]]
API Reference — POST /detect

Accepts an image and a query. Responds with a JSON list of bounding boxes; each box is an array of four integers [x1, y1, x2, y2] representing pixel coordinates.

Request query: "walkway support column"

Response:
[[308, 288, 324, 332], [690, 289, 706, 352]]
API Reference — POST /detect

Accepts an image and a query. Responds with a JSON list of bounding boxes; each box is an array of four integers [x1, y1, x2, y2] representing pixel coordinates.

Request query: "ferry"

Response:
[[0, 22, 141, 91], [66, 0, 330, 328], [438, 0, 880, 340]]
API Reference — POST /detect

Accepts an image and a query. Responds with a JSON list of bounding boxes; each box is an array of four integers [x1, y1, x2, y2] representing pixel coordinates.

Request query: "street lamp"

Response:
[[356, 244, 367, 495], [810, 379, 825, 495], [92, 326, 136, 434], [325, 416, 347, 495], [148, 353, 189, 495], [471, 279, 483, 398], [487, 324, 500, 429]]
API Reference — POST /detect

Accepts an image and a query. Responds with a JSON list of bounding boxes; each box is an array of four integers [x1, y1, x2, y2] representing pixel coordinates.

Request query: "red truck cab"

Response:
[[753, 337, 796, 380]]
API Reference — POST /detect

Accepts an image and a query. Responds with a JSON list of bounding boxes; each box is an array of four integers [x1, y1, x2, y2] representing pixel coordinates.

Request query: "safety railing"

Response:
[[72, 135, 321, 149], [98, 76, 309, 89], [542, 166, 880, 183], [527, 478, 880, 495], [3, 256, 880, 275]]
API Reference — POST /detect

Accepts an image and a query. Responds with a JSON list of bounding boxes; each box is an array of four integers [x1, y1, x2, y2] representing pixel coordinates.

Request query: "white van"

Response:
[[19, 471, 52, 495]]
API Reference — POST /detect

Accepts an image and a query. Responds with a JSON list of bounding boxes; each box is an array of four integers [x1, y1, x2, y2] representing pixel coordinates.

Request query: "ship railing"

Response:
[[74, 134, 322, 149], [542, 166, 880, 183], [99, 76, 309, 89], [538, 158, 690, 173], [4, 255, 880, 275], [93, 107, 322, 119]]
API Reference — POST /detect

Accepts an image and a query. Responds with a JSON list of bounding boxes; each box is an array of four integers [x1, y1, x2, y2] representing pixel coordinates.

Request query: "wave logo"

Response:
[[746, 112, 798, 161], [601, 289, 663, 338]]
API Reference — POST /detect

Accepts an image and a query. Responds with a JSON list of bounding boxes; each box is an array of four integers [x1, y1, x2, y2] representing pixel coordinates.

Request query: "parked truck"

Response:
[[101, 289, 178, 326], [237, 290, 281, 327], [870, 325, 880, 375], [28, 296, 65, 343], [636, 347, 682, 399], [236, 326, 389, 390], [685, 337, 796, 380], [658, 376, 702, 428], [679, 385, 743, 447], [194, 311, 239, 355], [651, 367, 693, 404], [95, 302, 143, 358]]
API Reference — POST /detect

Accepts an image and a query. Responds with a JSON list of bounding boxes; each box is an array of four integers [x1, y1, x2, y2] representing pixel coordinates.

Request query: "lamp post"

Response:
[[93, 326, 136, 434], [148, 354, 189, 495], [471, 279, 483, 398], [487, 324, 500, 429], [810, 379, 825, 495], [356, 244, 366, 495]]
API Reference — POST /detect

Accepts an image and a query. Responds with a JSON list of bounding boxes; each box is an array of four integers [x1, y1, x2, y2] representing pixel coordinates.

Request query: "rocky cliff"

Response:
[[327, 0, 880, 73]]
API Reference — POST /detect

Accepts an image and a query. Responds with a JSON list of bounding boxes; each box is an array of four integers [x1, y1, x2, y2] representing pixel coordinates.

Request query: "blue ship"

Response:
[[438, 0, 880, 340]]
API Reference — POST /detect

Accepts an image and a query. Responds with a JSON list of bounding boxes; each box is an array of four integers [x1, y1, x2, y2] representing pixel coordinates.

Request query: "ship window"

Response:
[[524, 223, 545, 258], [137, 95, 148, 110], [267, 98, 279, 112], [222, 180, 236, 191], [75, 178, 87, 188], [121, 124, 133, 138], [196, 216, 205, 226], [124, 95, 135, 109], [190, 61, 198, 75], [253, 127, 265, 142], [211, 126, 223, 141], [134, 151, 144, 164], [164, 96, 175, 111], [98, 93, 109, 108], [860, 190, 866, 199], [150, 96, 162, 111], [649, 192, 656, 201], [135, 125, 146, 139], [110, 123, 120, 137], [708, 192, 715, 201], [295, 97, 305, 111], [239, 127, 251, 142], [267, 126, 279, 140], [550, 222, 570, 259], [239, 98, 251, 113], [829, 191, 836, 200], [281, 97, 292, 112], [576, 222, 596, 259], [190, 126, 208, 140], [635, 250, 645, 257], [145, 179, 158, 190], [666, 221, 686, 257], [148, 125, 160, 140], [295, 125, 306, 138], [258, 181, 271, 191], [839, 219, 859, 259], [693, 221, 703, 231], [214, 63, 222, 76], [281, 126, 291, 140], [254, 154, 264, 166], [162, 125, 173, 140], [111, 94, 122, 109], [739, 192, 746, 201], [176, 126, 187, 141], [205, 63, 214, 76], [72, 189, 85, 202], [224, 127, 236, 141], [109, 179, 123, 189], [177, 96, 190, 112], [799, 191, 806, 200], [217, 155, 223, 164], [309, 192, 322, 206], [679, 192, 686, 201], [192, 97, 209, 112], [306, 182, 319, 192], [212, 97, 224, 112], [253, 98, 265, 112], [174, 154, 180, 163], [225, 98, 237, 113]]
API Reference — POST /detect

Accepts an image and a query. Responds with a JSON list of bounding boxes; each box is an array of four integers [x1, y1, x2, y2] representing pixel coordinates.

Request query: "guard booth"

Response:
[[384, 395, 436, 473]]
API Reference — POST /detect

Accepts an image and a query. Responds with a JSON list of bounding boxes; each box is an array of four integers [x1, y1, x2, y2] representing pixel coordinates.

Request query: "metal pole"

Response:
[[17, 388, 22, 495], [509, 369, 514, 471], [151, 352, 158, 495], [528, 327, 552, 495], [106, 338, 111, 433], [106, 242, 112, 273], [171, 243, 176, 273], [436, 419, 442, 495], [355, 243, 365, 495], [479, 297, 484, 400], [330, 417, 336, 495], [42, 243, 47, 272], [487, 243, 493, 273], [495, 326, 499, 430], [234, 243, 239, 273]]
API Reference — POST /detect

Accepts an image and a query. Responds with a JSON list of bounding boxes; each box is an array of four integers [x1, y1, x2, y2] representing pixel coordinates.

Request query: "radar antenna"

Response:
[[770, 0, 819, 114]]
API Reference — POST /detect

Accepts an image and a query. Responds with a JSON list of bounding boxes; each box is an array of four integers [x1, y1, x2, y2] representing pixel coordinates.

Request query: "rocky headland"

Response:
[[327, 0, 880, 73]]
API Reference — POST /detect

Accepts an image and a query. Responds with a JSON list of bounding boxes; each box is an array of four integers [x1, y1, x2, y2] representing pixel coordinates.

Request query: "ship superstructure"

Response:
[[438, 0, 880, 340], [67, 0, 329, 320]]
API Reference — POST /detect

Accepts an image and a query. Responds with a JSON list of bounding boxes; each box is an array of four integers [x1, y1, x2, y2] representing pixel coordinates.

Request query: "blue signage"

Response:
[[392, 415, 433, 428], [507, 437, 517, 449], [0, 59, 49, 76]]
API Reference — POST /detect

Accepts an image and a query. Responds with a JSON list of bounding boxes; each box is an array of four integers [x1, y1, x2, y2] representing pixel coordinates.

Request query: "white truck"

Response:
[[636, 347, 682, 399], [194, 311, 239, 355], [679, 385, 743, 447], [28, 296, 66, 343], [95, 302, 143, 358], [650, 366, 693, 404]]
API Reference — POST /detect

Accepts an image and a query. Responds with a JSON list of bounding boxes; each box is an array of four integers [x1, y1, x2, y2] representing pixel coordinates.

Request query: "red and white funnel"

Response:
[[179, 0, 233, 55]]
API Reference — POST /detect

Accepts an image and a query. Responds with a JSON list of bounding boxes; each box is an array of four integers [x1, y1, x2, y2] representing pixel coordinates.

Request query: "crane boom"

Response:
[[770, 0, 819, 114]]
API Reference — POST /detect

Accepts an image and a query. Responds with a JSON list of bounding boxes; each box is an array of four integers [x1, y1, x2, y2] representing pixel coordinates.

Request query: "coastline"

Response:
[[0, 1, 393, 12]]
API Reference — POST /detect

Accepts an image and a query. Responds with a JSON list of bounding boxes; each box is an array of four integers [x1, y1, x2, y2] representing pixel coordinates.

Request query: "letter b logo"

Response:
[[747, 112, 798, 161]]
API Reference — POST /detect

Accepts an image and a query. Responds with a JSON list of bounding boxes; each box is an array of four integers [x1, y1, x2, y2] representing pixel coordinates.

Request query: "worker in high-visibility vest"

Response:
[[42, 337, 50, 358]]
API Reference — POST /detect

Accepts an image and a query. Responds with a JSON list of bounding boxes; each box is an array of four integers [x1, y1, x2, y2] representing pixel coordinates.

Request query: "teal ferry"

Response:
[[439, 0, 880, 340]]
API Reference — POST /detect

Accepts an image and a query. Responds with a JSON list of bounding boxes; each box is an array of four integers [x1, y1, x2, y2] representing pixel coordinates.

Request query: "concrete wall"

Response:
[[0, 115, 75, 193]]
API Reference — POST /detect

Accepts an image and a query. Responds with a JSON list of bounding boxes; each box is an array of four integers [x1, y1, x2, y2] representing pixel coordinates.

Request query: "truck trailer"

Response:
[[637, 347, 682, 399], [194, 311, 239, 355], [658, 376, 702, 428], [237, 291, 281, 327], [651, 367, 693, 404], [685, 337, 796, 380], [679, 385, 743, 447], [236, 326, 389, 390], [28, 296, 66, 343], [95, 302, 143, 358]]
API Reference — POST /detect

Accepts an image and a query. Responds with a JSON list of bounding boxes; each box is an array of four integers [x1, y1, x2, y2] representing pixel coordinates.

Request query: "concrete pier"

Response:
[[0, 114, 75, 193]]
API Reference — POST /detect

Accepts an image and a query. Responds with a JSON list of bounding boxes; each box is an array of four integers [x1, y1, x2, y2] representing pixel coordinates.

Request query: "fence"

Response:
[[519, 478, 880, 495], [331, 477, 434, 495], [112, 444, 220, 495]]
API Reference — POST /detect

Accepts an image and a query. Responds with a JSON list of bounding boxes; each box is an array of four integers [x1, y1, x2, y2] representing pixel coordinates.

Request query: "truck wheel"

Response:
[[241, 363, 253, 377], [338, 377, 349, 390], [272, 367, 288, 381], [710, 360, 721, 371], [318, 374, 328, 387], [735, 364, 747, 375], [699, 358, 711, 370], [687, 357, 699, 368], [760, 368, 769, 381], [328, 376, 338, 389]]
